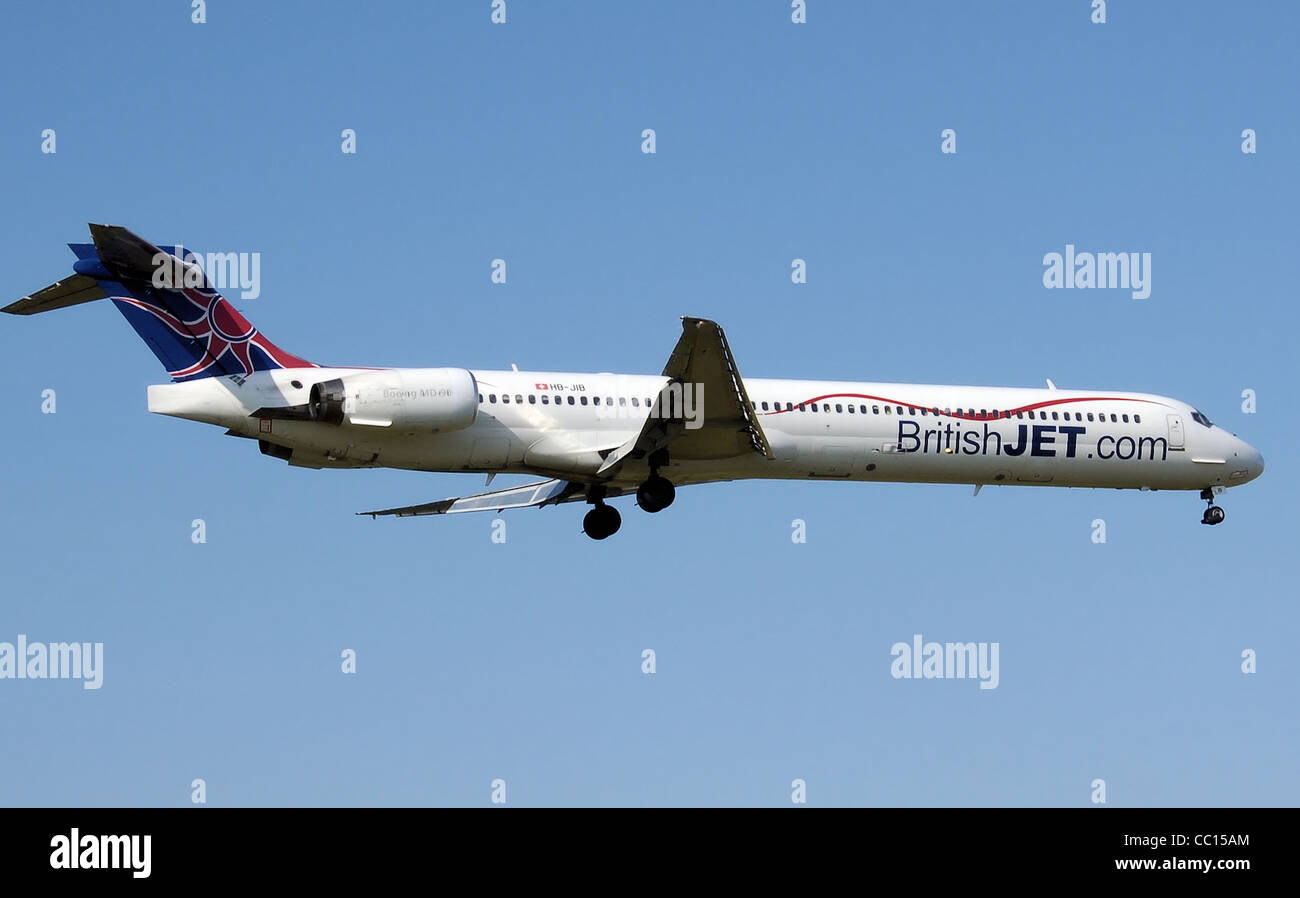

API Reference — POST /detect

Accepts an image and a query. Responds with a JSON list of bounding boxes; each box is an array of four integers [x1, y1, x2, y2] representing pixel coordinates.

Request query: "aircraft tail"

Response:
[[3, 224, 314, 382]]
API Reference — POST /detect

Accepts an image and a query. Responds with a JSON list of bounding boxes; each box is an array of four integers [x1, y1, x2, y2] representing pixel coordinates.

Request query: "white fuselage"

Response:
[[146, 367, 1265, 495]]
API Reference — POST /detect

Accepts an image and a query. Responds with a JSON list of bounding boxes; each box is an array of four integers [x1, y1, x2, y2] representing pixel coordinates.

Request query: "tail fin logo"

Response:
[[113, 285, 312, 380]]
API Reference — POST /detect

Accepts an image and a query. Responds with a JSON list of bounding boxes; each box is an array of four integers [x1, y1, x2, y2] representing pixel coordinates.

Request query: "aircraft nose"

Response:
[[1250, 445, 1265, 479], [1238, 439, 1264, 482]]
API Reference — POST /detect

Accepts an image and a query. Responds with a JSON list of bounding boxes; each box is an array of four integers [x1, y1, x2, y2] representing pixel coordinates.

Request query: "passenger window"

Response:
[[568, 396, 576, 405], [606, 397, 612, 406], [798, 404, 805, 412], [1110, 414, 1117, 422], [872, 406, 879, 414], [489, 394, 497, 403], [541, 395, 549, 404], [515, 395, 522, 404], [846, 404, 854, 414], [632, 398, 639, 407], [1134, 414, 1141, 423], [884, 406, 892, 415], [1122, 414, 1129, 423], [529, 395, 536, 404], [580, 396, 588, 405], [786, 402, 793, 411], [810, 404, 818, 413], [478, 394, 484, 403], [619, 397, 627, 406], [1050, 411, 1058, 420], [593, 396, 600, 405], [823, 404, 830, 412], [502, 394, 510, 404], [761, 401, 769, 411]]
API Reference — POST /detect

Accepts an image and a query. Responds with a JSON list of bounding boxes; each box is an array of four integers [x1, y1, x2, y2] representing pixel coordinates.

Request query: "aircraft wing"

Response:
[[359, 478, 588, 517], [597, 316, 772, 476], [362, 317, 767, 516]]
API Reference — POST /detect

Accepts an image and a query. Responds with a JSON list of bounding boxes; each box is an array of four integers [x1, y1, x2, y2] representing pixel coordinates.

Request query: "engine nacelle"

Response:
[[307, 368, 478, 433]]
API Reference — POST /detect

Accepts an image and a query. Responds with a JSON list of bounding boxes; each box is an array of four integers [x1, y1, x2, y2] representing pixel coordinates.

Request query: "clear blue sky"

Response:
[[0, 2, 1295, 807]]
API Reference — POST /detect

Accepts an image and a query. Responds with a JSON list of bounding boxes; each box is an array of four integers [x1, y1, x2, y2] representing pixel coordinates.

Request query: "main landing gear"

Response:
[[583, 454, 679, 540], [583, 502, 621, 540], [636, 449, 676, 514], [636, 475, 676, 513], [1200, 487, 1226, 526]]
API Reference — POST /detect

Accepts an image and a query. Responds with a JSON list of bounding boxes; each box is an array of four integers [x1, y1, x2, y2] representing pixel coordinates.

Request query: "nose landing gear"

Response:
[[1200, 487, 1226, 525]]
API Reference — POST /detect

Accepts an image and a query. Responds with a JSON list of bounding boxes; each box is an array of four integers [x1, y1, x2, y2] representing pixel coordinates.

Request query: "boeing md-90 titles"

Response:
[[6, 226, 1264, 539]]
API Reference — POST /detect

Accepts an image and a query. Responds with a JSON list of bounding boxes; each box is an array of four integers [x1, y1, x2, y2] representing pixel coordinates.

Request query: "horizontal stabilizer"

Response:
[[360, 478, 580, 518], [3, 274, 106, 316]]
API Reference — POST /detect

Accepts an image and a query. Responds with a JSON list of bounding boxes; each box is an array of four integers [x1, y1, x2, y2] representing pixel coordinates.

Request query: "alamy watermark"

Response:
[[151, 245, 261, 300], [0, 634, 103, 689], [527, 377, 704, 429], [890, 633, 999, 690], [1043, 244, 1151, 299], [50, 828, 150, 878]]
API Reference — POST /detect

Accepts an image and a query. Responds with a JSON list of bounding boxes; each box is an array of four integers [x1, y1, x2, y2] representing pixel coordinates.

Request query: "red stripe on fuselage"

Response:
[[760, 392, 1167, 420]]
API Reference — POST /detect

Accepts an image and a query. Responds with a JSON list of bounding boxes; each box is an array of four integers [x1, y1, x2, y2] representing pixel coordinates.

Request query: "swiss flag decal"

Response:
[[534, 383, 549, 390]]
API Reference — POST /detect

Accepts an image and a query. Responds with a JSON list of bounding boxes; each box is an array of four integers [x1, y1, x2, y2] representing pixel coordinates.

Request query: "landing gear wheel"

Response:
[[1199, 487, 1226, 526], [583, 504, 622, 540], [636, 475, 676, 513]]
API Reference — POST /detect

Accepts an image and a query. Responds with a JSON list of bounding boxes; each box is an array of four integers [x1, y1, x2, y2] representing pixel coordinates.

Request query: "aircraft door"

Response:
[[1166, 414, 1185, 450]]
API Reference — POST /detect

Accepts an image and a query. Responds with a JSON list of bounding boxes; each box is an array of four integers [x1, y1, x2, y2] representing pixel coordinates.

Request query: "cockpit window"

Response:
[[1190, 409, 1214, 428]]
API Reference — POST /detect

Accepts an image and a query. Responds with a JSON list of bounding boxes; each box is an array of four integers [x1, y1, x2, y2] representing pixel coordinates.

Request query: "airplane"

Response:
[[5, 224, 1264, 540]]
